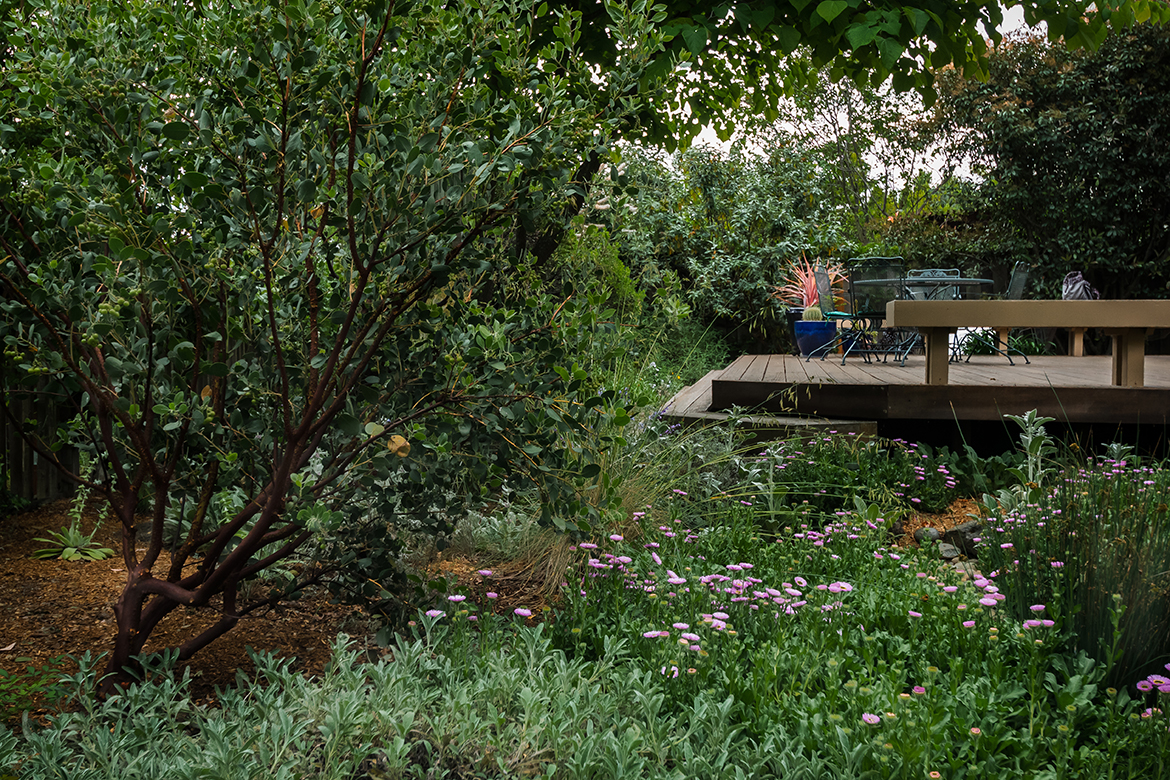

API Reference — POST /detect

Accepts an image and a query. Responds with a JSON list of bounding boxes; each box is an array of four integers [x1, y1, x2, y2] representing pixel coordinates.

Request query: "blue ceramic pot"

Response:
[[794, 320, 837, 357]]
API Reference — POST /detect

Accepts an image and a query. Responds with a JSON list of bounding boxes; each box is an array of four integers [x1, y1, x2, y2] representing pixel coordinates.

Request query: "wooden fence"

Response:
[[1, 380, 78, 503]]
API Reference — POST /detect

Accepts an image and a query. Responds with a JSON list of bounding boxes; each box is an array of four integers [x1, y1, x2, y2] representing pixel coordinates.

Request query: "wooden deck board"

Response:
[[697, 354, 1170, 426], [668, 369, 719, 416]]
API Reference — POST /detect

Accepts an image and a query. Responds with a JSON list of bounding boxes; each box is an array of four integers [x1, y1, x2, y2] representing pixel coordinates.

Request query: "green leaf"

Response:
[[181, 171, 208, 187], [775, 26, 801, 55], [903, 7, 929, 36], [337, 414, 361, 437], [844, 23, 878, 49], [752, 6, 776, 29], [681, 24, 707, 54], [877, 36, 903, 69], [816, 0, 850, 24], [364, 421, 385, 437], [162, 122, 190, 141]]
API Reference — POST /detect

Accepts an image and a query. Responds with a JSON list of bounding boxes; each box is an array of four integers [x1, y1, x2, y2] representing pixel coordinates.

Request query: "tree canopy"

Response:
[[561, 0, 1170, 146]]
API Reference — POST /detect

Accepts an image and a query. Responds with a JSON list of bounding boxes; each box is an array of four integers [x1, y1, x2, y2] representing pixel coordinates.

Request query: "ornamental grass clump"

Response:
[[976, 418, 1170, 686]]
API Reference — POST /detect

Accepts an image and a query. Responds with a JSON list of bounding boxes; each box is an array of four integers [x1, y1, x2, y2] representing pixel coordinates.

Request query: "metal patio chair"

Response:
[[952, 261, 1031, 365], [844, 257, 918, 365], [801, 262, 861, 362]]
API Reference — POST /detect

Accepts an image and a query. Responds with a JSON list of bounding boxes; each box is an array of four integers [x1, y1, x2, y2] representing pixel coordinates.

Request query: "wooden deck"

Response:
[[666, 354, 1170, 426]]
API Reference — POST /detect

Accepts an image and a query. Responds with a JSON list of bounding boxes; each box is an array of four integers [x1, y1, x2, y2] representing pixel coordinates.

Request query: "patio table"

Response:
[[884, 299, 1170, 387]]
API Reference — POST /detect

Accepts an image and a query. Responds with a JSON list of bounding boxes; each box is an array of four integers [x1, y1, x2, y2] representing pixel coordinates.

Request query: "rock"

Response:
[[913, 527, 941, 544], [942, 520, 983, 558], [937, 542, 961, 560]]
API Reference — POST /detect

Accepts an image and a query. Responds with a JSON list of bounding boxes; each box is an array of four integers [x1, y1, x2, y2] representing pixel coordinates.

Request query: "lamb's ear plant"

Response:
[[982, 409, 1056, 515]]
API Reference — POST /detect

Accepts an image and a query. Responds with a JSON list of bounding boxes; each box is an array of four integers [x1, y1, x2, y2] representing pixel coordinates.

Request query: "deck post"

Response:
[[922, 327, 954, 385], [1105, 328, 1147, 387]]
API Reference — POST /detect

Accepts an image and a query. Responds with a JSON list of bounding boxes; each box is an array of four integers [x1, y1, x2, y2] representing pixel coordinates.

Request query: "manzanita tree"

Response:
[[0, 0, 662, 689]]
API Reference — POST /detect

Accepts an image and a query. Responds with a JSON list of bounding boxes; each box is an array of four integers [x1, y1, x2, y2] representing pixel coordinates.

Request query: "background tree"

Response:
[[606, 141, 854, 350], [933, 22, 1170, 299], [0, 0, 661, 689], [752, 65, 954, 246], [517, 0, 1170, 268]]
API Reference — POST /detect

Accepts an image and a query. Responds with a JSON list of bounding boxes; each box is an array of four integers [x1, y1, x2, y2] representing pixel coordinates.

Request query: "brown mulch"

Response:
[[0, 498, 369, 721], [896, 497, 984, 548]]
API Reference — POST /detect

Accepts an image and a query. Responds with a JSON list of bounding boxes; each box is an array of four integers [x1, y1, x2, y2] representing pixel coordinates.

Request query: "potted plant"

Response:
[[793, 305, 838, 357], [774, 257, 846, 355]]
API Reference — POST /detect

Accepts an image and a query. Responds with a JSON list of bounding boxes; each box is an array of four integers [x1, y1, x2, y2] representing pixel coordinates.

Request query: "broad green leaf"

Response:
[[776, 26, 801, 55], [162, 122, 190, 141], [681, 24, 707, 54], [816, 0, 850, 24], [845, 23, 878, 50]]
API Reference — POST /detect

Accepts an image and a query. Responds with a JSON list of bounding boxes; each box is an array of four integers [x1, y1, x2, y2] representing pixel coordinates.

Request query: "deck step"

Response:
[[661, 371, 878, 440]]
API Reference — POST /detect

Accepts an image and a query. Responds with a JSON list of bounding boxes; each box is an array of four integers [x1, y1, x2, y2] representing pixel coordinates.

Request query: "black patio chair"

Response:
[[906, 268, 961, 300], [952, 261, 1032, 365], [802, 262, 862, 362], [843, 257, 918, 365]]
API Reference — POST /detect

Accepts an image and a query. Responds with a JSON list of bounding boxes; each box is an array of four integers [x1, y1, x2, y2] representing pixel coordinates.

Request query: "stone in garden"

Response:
[[937, 542, 961, 560], [942, 520, 983, 558], [913, 527, 941, 544]]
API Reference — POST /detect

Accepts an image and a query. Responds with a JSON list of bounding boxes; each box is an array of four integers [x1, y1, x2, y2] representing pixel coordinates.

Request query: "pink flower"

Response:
[[862, 713, 881, 725], [514, 608, 533, 618], [477, 569, 493, 577], [908, 610, 922, 618]]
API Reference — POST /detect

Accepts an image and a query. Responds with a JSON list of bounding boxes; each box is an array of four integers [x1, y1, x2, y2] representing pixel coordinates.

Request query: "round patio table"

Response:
[[902, 276, 993, 300]]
